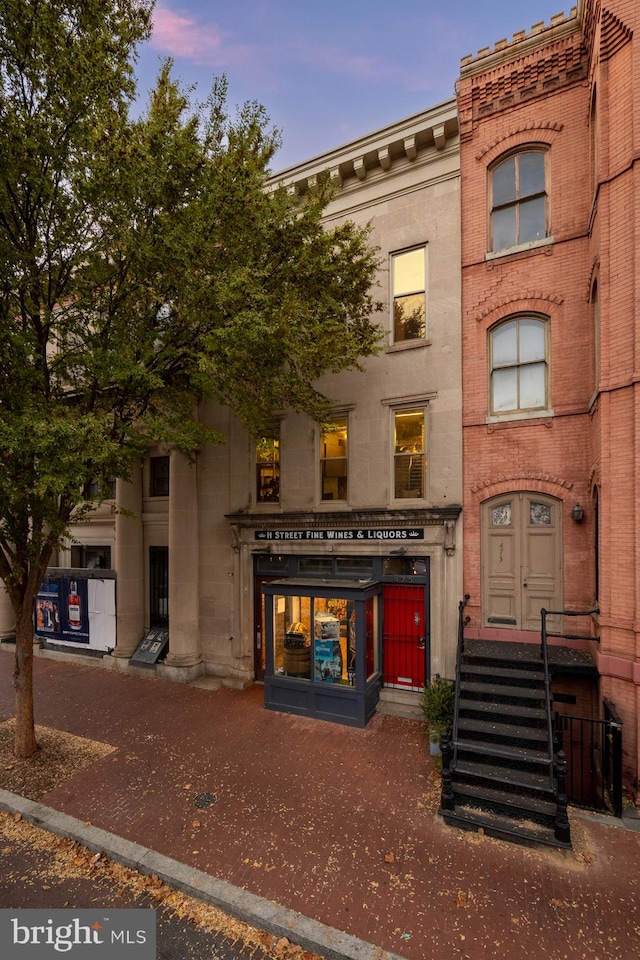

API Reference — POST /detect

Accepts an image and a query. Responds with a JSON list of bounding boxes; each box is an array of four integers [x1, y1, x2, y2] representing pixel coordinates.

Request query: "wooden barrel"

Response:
[[283, 646, 311, 677]]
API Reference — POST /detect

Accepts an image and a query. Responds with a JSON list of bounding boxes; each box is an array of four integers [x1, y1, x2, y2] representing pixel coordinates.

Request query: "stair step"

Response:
[[453, 759, 553, 793], [460, 664, 545, 684], [440, 805, 570, 849], [455, 738, 551, 764], [451, 782, 557, 821], [460, 680, 545, 701], [457, 717, 550, 744], [458, 698, 547, 722]]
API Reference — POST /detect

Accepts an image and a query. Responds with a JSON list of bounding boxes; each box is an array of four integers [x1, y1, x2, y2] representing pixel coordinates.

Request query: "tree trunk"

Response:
[[13, 611, 39, 758]]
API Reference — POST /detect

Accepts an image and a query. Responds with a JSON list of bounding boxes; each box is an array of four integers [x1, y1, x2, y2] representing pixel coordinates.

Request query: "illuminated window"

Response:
[[256, 429, 280, 504], [320, 418, 348, 502], [394, 409, 425, 499], [491, 151, 547, 252], [392, 247, 426, 342], [490, 317, 548, 415]]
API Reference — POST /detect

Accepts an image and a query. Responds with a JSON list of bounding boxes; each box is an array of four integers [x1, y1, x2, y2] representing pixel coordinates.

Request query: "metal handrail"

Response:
[[451, 594, 470, 757], [541, 605, 600, 785]]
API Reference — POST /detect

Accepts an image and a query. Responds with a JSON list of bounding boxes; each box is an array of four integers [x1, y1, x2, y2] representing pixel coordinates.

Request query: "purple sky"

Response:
[[134, 1, 576, 171]]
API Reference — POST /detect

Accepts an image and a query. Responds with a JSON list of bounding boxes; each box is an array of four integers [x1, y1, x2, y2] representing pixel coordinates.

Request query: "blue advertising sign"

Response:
[[35, 576, 90, 645], [34, 577, 63, 644]]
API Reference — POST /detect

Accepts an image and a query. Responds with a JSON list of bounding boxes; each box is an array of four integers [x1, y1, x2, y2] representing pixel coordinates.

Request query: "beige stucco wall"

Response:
[[62, 99, 463, 687]]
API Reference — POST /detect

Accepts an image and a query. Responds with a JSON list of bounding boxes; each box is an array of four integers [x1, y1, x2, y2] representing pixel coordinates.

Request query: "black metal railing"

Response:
[[451, 595, 470, 753], [554, 703, 623, 817], [539, 605, 600, 768]]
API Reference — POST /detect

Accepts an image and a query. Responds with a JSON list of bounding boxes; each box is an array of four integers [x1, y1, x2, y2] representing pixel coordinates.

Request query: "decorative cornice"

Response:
[[226, 507, 462, 529], [269, 100, 459, 198], [460, 5, 582, 75]]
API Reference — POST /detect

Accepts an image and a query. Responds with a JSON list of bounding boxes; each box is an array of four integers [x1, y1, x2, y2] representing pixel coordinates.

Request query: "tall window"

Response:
[[394, 409, 425, 499], [490, 317, 548, 415], [491, 151, 547, 251], [320, 418, 348, 502], [256, 430, 280, 503], [150, 456, 170, 496], [392, 247, 426, 342]]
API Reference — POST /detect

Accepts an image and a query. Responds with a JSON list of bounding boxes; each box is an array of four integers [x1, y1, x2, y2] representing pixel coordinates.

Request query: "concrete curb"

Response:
[[0, 789, 408, 960]]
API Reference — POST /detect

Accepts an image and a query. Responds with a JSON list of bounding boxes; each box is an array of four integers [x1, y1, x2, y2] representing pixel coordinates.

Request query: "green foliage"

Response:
[[0, 2, 382, 754], [420, 676, 455, 735], [0, 0, 383, 613]]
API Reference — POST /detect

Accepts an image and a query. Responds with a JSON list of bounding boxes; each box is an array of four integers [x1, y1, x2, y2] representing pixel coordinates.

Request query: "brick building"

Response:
[[457, 0, 640, 793]]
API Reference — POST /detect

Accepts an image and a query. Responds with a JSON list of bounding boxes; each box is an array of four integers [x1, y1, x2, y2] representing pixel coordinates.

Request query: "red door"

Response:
[[382, 584, 427, 690]]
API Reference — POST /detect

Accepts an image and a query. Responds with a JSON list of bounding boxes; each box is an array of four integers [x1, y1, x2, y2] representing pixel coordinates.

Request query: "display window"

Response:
[[273, 595, 356, 684]]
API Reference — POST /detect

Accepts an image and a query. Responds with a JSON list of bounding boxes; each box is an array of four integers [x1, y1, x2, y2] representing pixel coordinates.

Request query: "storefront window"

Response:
[[299, 557, 333, 575], [273, 594, 357, 685]]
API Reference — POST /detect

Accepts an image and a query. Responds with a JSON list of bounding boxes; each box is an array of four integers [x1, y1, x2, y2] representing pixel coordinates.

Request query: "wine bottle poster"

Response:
[[59, 576, 90, 643]]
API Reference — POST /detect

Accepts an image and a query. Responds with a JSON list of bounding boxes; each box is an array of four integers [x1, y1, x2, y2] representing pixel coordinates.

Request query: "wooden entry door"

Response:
[[382, 584, 427, 690], [482, 492, 562, 631]]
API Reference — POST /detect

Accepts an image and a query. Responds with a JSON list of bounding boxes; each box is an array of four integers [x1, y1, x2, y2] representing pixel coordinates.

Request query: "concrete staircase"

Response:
[[440, 640, 571, 849]]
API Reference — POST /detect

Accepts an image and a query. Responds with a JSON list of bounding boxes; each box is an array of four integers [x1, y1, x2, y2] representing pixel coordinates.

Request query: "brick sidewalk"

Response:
[[1, 649, 640, 960]]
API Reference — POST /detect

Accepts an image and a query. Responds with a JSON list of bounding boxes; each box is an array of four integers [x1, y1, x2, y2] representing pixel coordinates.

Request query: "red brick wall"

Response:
[[458, 1, 640, 792]]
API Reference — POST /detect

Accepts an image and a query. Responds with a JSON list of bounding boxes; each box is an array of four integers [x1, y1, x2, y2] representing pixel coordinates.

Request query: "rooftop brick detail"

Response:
[[600, 8, 634, 60], [460, 7, 580, 70]]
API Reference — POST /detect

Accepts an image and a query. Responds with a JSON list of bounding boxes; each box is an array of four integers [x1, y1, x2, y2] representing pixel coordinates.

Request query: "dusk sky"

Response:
[[134, 1, 576, 171]]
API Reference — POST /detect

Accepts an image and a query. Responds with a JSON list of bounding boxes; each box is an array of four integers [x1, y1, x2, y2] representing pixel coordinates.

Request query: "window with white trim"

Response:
[[490, 151, 548, 252], [393, 408, 426, 499], [391, 247, 426, 342], [489, 316, 548, 416]]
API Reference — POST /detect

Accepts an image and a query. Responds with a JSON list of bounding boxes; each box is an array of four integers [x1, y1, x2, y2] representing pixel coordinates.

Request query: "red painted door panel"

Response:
[[382, 584, 426, 690]]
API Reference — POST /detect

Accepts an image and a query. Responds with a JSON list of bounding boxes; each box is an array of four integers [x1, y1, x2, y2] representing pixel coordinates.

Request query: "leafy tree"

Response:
[[0, 0, 382, 757]]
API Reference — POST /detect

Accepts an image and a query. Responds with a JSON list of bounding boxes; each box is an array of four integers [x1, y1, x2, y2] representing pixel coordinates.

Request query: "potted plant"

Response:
[[420, 675, 455, 755]]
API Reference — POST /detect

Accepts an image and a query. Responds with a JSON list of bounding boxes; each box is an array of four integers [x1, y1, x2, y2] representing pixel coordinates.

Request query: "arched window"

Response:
[[489, 316, 548, 415], [490, 150, 548, 252]]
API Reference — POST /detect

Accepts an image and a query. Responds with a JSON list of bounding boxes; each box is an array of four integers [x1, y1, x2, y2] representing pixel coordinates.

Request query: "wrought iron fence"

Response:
[[554, 703, 623, 817]]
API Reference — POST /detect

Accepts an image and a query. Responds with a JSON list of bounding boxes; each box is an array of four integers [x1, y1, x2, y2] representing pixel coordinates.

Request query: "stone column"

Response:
[[0, 583, 15, 639], [112, 467, 145, 658], [165, 449, 201, 669]]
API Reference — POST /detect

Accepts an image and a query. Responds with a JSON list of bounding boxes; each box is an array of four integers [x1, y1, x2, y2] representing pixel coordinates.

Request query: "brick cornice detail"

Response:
[[473, 292, 564, 324], [465, 35, 587, 129], [470, 474, 574, 498], [476, 122, 564, 161], [601, 9, 633, 62]]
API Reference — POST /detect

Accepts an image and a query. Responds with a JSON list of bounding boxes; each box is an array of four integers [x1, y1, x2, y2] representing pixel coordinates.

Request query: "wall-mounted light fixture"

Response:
[[571, 503, 585, 522]]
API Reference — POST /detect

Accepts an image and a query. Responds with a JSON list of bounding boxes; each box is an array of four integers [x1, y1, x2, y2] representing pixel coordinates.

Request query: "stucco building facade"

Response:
[[28, 99, 463, 725]]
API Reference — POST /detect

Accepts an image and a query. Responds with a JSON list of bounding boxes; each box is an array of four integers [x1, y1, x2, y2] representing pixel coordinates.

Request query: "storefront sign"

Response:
[[255, 528, 424, 541]]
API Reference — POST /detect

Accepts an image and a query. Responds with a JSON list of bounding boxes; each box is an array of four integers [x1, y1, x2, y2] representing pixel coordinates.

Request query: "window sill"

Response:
[[486, 408, 554, 425], [486, 236, 554, 261], [386, 338, 431, 354]]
